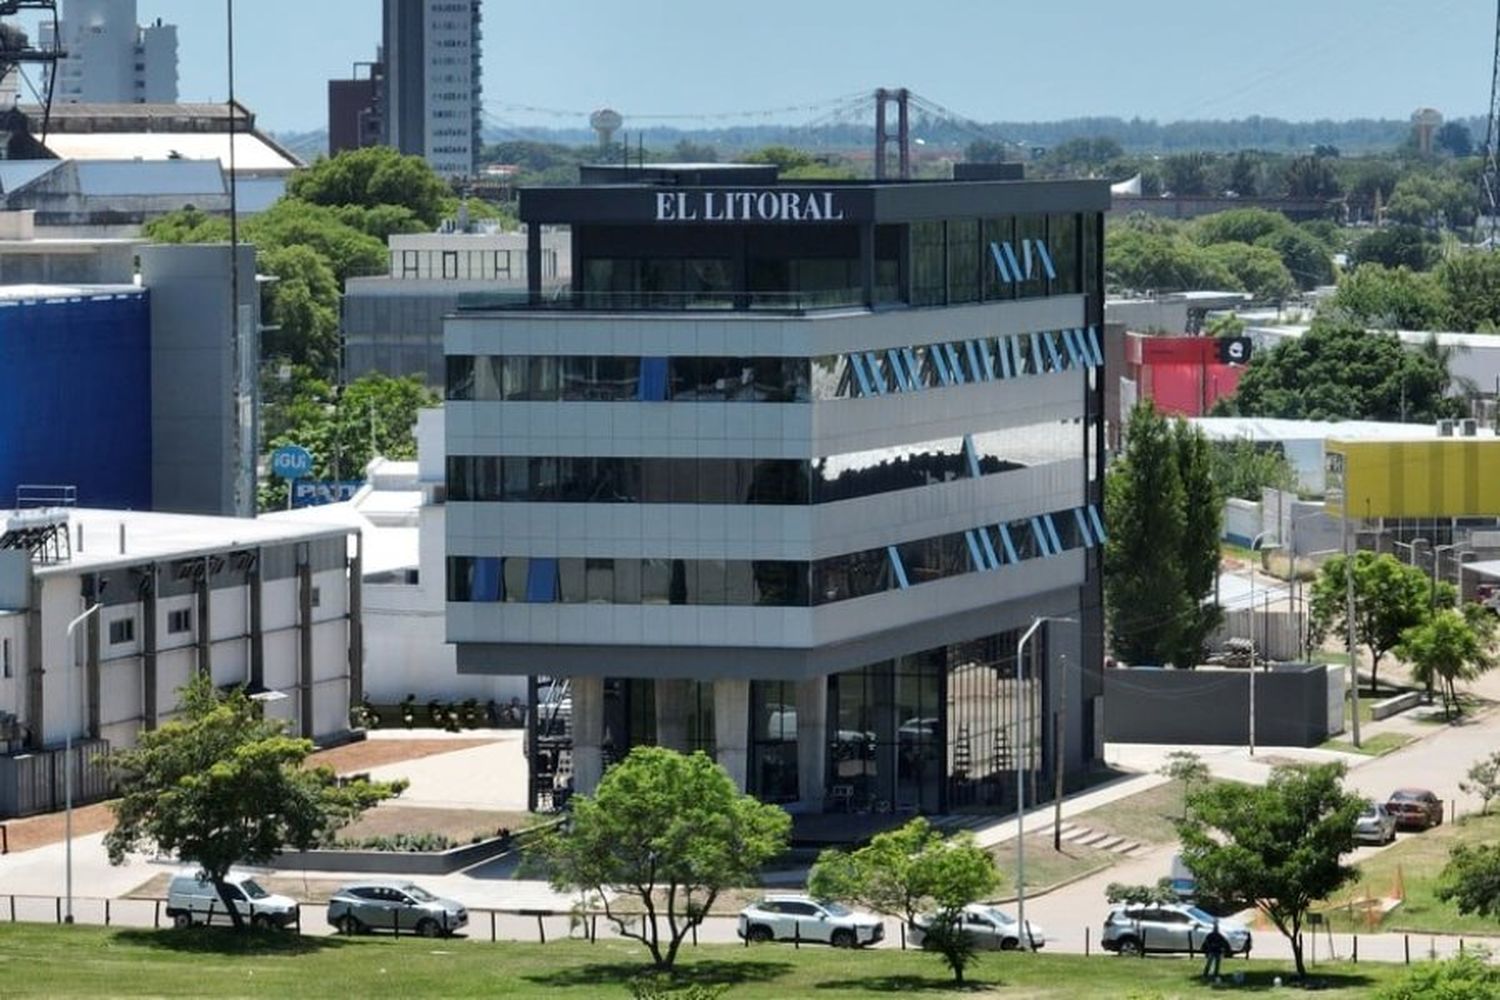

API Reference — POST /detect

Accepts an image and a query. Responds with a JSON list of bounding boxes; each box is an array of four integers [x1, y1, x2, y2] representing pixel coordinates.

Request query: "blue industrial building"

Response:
[[0, 288, 152, 509]]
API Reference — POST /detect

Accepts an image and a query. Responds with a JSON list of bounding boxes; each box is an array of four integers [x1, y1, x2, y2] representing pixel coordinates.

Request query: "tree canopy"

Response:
[[104, 675, 401, 929], [1307, 551, 1441, 694], [530, 747, 790, 971], [1178, 762, 1363, 979], [287, 146, 452, 229], [1398, 606, 1496, 718]]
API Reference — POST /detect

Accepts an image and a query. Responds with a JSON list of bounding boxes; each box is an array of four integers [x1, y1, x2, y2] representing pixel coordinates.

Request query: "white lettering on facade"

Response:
[[652, 190, 847, 222]]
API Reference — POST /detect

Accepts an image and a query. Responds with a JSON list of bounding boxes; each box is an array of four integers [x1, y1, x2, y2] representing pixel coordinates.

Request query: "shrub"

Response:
[[1374, 951, 1500, 1000]]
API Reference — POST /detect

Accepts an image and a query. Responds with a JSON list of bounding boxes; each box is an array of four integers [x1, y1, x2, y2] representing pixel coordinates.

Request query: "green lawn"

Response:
[[1319, 732, 1414, 757], [1071, 779, 1190, 846], [1317, 811, 1500, 936], [0, 924, 1404, 999]]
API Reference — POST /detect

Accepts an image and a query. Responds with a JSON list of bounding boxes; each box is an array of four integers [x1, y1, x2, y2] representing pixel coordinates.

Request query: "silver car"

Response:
[[326, 882, 468, 937], [1101, 903, 1251, 957], [1354, 802, 1397, 845], [910, 904, 1045, 950]]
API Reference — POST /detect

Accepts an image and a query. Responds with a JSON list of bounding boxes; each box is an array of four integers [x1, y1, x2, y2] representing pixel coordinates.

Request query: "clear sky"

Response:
[[21, 0, 1498, 134]]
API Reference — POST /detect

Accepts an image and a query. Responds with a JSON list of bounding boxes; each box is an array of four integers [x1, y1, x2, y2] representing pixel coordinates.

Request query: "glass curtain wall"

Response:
[[945, 628, 1040, 812], [826, 654, 942, 813], [750, 681, 800, 803]]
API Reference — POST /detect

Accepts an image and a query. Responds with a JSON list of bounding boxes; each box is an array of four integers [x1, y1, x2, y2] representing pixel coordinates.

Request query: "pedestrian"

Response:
[[1201, 920, 1229, 981]]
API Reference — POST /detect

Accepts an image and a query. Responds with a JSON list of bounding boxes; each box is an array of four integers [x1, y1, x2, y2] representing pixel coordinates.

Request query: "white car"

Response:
[[909, 904, 1045, 950], [165, 869, 298, 929], [737, 894, 885, 948]]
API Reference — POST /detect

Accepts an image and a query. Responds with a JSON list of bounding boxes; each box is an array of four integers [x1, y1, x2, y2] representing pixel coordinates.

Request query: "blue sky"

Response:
[[22, 0, 1497, 133]]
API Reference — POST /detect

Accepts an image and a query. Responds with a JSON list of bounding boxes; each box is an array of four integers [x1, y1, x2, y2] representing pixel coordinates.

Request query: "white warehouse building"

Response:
[[0, 507, 362, 817]]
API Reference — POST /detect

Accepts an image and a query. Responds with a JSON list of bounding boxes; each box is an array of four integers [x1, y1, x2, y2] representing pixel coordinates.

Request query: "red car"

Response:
[[1385, 788, 1444, 831]]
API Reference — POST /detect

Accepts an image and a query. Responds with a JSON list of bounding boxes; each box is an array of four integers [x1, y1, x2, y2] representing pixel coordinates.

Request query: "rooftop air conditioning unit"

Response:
[[1438, 419, 1456, 437], [1461, 418, 1478, 437]]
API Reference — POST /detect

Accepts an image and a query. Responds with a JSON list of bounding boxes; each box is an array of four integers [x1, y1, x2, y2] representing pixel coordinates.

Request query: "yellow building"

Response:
[[1325, 437, 1500, 519]]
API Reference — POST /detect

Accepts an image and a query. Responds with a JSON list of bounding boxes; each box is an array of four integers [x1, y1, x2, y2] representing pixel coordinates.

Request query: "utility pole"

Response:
[[1481, 0, 1500, 246], [1053, 654, 1067, 851], [1344, 514, 1362, 747]]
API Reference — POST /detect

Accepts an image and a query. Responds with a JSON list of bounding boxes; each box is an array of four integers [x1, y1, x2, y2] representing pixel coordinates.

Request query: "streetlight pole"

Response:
[[63, 603, 101, 925], [1014, 614, 1075, 953], [1343, 515, 1361, 748], [1247, 533, 1282, 757]]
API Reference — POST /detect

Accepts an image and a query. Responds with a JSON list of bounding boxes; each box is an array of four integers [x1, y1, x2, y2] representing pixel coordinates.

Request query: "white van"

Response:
[[165, 869, 298, 929]]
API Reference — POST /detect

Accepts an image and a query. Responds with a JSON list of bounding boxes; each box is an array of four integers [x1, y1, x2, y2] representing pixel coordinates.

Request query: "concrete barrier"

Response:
[[1371, 691, 1423, 721]]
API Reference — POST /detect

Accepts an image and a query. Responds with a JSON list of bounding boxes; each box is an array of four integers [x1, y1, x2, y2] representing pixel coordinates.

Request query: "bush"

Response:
[[1374, 951, 1500, 1000], [333, 832, 456, 853]]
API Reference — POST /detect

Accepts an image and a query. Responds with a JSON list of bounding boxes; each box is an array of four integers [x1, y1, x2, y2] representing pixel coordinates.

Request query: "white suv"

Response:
[[737, 894, 884, 948]]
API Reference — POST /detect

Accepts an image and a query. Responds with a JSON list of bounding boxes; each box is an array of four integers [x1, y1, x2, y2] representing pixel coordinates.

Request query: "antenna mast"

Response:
[[1482, 0, 1500, 246]]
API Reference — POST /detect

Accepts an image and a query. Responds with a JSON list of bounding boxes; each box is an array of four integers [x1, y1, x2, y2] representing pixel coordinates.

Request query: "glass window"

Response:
[[502, 558, 527, 603], [947, 219, 979, 304], [558, 558, 587, 603], [910, 221, 946, 307], [641, 558, 672, 605], [446, 356, 474, 401], [1015, 216, 1048, 299], [982, 217, 1015, 300], [1049, 214, 1080, 295], [585, 558, 615, 603]]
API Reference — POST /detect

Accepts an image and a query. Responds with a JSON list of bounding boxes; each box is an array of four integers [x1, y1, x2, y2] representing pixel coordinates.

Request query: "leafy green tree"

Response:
[[1298, 219, 1347, 256], [1227, 152, 1263, 197], [1438, 251, 1500, 332], [1255, 227, 1335, 290], [1173, 421, 1224, 668], [143, 205, 230, 243], [809, 817, 1000, 984], [1178, 762, 1363, 980], [1191, 208, 1291, 247], [1217, 316, 1463, 422], [964, 139, 1009, 164], [1159, 750, 1212, 819], [287, 146, 451, 228], [1205, 313, 1247, 339], [245, 200, 387, 283], [1105, 228, 1238, 293], [1284, 155, 1342, 199], [1436, 843, 1500, 921], [1162, 152, 1214, 196], [1104, 403, 1193, 666], [1105, 879, 1181, 905], [1435, 121, 1474, 158], [1386, 173, 1476, 229], [1331, 263, 1450, 330], [104, 675, 401, 930], [1204, 241, 1296, 301], [1208, 437, 1296, 502], [260, 245, 340, 371], [1352, 225, 1440, 271], [1398, 607, 1495, 719], [1308, 551, 1437, 694], [1459, 750, 1500, 814], [530, 747, 790, 971]]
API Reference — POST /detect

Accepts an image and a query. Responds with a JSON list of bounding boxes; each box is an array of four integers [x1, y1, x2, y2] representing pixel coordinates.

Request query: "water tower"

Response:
[[1411, 107, 1444, 155], [589, 108, 622, 149]]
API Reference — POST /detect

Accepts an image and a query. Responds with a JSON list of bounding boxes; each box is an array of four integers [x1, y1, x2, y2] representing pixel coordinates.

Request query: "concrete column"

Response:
[[713, 679, 750, 792], [347, 537, 363, 714], [247, 552, 264, 692], [195, 558, 212, 676], [85, 601, 100, 739], [24, 576, 42, 749], [298, 552, 314, 739], [570, 675, 604, 795], [141, 566, 158, 730], [795, 677, 828, 812], [654, 679, 691, 751]]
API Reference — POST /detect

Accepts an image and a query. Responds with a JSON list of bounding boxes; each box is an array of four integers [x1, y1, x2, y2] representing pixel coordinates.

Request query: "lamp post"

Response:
[[1432, 542, 1460, 608], [1014, 614, 1075, 953], [63, 602, 101, 925], [1247, 533, 1282, 756]]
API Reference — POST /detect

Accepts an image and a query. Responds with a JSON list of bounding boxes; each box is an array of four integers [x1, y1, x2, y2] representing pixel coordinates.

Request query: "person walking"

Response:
[[1201, 920, 1229, 981]]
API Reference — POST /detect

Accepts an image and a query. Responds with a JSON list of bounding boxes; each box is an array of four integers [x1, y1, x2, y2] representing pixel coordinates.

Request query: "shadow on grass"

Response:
[[812, 974, 992, 993], [524, 958, 793, 989], [112, 927, 350, 956]]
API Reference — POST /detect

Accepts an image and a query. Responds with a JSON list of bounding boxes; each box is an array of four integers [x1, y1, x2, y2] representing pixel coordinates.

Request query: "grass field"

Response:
[[0, 924, 1406, 999], [1317, 811, 1500, 936], [1319, 732, 1414, 756]]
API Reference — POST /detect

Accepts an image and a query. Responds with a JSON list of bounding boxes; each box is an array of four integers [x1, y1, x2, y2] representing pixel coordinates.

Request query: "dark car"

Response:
[[326, 882, 467, 937], [1385, 788, 1444, 831]]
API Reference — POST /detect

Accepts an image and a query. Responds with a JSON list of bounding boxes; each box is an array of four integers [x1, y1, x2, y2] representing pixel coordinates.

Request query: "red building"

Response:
[[1124, 333, 1250, 417]]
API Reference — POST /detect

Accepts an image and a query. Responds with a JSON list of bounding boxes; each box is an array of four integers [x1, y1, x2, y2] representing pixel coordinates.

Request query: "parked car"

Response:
[[1100, 903, 1251, 957], [1354, 801, 1398, 844], [909, 904, 1044, 950], [737, 894, 884, 948], [1166, 854, 1197, 901], [326, 882, 468, 937], [1385, 788, 1444, 831], [165, 869, 298, 929]]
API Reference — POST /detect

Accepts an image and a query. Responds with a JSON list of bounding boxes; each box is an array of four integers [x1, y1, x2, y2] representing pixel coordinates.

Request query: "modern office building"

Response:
[[343, 229, 569, 387], [328, 57, 385, 156], [39, 0, 178, 105], [0, 507, 362, 817], [383, 0, 483, 179], [444, 163, 1109, 815]]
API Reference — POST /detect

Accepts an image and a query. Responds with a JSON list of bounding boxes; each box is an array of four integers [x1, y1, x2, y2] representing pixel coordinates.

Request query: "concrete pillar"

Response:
[[795, 677, 828, 812], [713, 679, 750, 792], [654, 679, 691, 751], [297, 553, 313, 739], [348, 537, 363, 713], [570, 675, 604, 795]]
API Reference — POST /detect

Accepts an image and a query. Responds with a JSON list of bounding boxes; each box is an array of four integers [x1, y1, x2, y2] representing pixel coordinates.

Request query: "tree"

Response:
[[1204, 241, 1296, 302], [1308, 551, 1435, 694], [1434, 122, 1474, 158], [1438, 251, 1500, 332], [1178, 762, 1363, 979], [1398, 607, 1495, 719], [1173, 421, 1224, 668], [1459, 751, 1500, 815], [1284, 155, 1342, 199], [1386, 174, 1476, 230], [1375, 950, 1500, 1000], [1191, 208, 1291, 247], [260, 244, 341, 371], [104, 675, 401, 930], [1331, 263, 1450, 330], [1162, 152, 1213, 196], [1353, 225, 1440, 272], [1104, 403, 1192, 666], [1159, 750, 1211, 819], [1208, 437, 1296, 502], [530, 747, 790, 971], [1104, 227, 1238, 293], [1255, 227, 1335, 290], [1217, 316, 1464, 423], [809, 818, 1000, 984], [1436, 842, 1500, 921], [287, 146, 451, 228], [964, 139, 1009, 164]]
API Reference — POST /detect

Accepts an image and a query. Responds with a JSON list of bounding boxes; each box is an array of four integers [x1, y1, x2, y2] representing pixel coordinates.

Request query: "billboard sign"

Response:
[[292, 480, 363, 508], [270, 445, 313, 480]]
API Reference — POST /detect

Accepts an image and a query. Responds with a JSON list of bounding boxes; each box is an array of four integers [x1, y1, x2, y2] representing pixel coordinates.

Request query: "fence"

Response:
[[0, 740, 113, 818], [1210, 607, 1307, 663]]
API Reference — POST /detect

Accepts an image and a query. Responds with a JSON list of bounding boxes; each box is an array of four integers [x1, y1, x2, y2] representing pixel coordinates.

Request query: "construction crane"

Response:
[[0, 1, 62, 143]]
